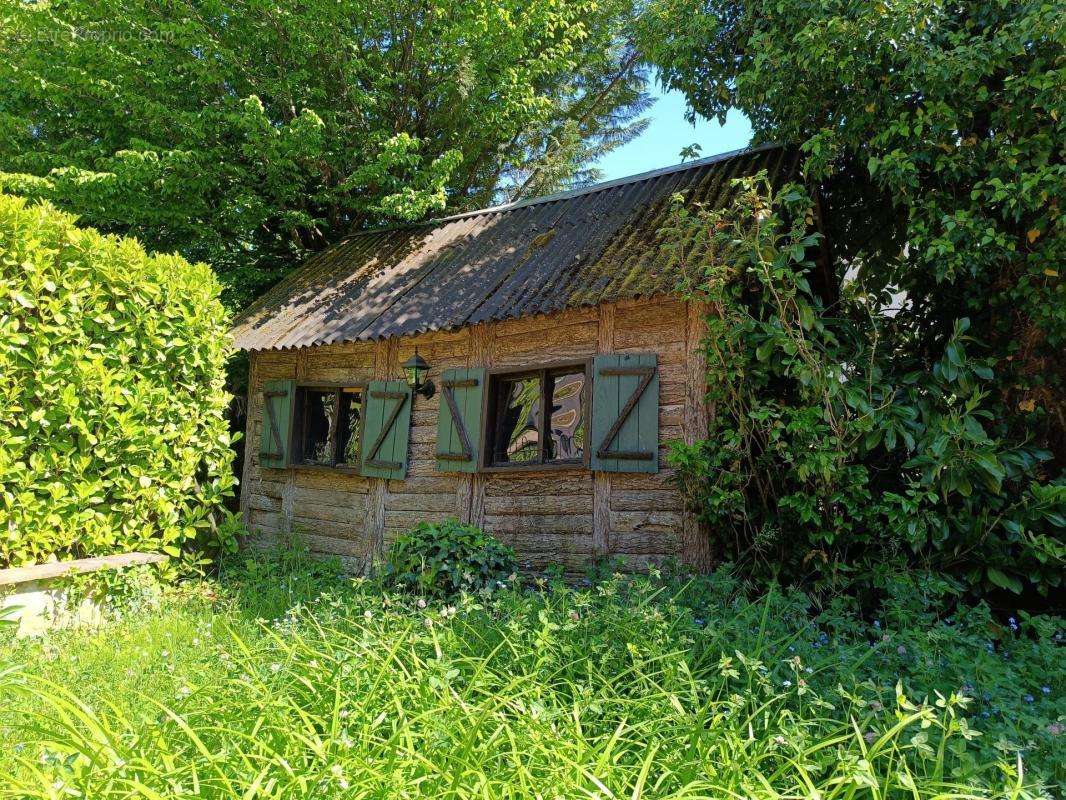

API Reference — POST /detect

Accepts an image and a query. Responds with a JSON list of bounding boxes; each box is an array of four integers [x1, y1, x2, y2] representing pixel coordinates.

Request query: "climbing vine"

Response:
[[664, 175, 1064, 598]]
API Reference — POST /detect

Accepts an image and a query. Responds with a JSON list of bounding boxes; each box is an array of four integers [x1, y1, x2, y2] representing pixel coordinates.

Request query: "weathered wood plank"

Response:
[[384, 510, 453, 530], [292, 469, 371, 493], [249, 510, 284, 532], [483, 473, 593, 497], [291, 516, 363, 539], [0, 552, 167, 587], [483, 495, 592, 515], [609, 490, 684, 512], [492, 306, 598, 338], [609, 510, 682, 533], [610, 530, 682, 555], [291, 486, 370, 509], [483, 514, 594, 535], [387, 475, 459, 494], [494, 532, 595, 556], [385, 493, 462, 513], [290, 502, 363, 525], [247, 494, 282, 513]]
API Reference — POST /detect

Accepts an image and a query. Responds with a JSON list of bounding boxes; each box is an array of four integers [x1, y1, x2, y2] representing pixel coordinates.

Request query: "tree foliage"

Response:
[[0, 0, 648, 307], [644, 0, 1064, 596], [0, 194, 236, 568]]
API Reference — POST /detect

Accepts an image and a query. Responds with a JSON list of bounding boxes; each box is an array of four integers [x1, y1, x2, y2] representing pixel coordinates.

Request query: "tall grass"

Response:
[[0, 562, 1056, 799]]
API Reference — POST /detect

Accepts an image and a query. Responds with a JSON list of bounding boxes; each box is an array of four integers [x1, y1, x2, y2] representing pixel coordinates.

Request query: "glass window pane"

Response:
[[336, 390, 362, 466], [494, 376, 541, 464], [547, 371, 585, 462], [300, 390, 335, 465]]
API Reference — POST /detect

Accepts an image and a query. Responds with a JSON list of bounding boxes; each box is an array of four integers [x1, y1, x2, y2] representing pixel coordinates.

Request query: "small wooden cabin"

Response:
[[232, 145, 797, 573]]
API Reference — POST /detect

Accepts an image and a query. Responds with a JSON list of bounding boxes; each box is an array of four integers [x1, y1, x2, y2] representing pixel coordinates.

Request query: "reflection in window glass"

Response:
[[301, 390, 336, 465], [337, 390, 362, 465], [495, 377, 541, 464], [548, 371, 585, 462]]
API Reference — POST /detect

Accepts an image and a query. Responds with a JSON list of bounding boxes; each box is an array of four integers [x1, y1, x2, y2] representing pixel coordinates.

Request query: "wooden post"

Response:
[[592, 305, 615, 557], [681, 299, 712, 571]]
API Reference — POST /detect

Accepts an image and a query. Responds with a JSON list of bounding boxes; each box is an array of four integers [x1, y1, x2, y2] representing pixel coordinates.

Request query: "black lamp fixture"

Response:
[[402, 347, 435, 399]]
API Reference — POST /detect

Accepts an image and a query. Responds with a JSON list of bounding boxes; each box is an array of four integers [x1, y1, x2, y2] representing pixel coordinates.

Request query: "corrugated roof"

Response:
[[231, 144, 798, 351]]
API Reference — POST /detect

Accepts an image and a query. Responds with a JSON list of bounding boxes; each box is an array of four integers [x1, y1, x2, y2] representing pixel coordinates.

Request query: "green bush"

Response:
[[664, 175, 1065, 598], [382, 520, 517, 596], [0, 194, 236, 567]]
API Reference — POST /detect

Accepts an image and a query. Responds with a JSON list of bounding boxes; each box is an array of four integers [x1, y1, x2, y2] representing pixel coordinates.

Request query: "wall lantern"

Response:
[[402, 347, 436, 399]]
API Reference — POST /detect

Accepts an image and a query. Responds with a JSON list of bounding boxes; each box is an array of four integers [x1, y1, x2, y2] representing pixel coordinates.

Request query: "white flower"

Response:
[[363, 609, 373, 620]]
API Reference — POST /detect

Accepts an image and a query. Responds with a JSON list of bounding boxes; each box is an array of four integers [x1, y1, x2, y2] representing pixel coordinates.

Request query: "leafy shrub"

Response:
[[382, 519, 516, 596], [664, 175, 1065, 597], [0, 194, 236, 567]]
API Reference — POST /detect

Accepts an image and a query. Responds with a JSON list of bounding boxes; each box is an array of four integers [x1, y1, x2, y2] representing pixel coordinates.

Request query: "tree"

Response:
[[1, 0, 648, 308], [642, 0, 1063, 457], [643, 0, 1064, 596]]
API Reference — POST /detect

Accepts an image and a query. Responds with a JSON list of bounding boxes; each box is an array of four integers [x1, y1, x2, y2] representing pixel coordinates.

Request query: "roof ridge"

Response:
[[324, 143, 783, 248], [432, 142, 782, 223]]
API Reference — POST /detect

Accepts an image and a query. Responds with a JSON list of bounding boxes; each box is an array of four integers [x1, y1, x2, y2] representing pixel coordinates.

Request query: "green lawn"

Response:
[[1, 552, 1062, 799]]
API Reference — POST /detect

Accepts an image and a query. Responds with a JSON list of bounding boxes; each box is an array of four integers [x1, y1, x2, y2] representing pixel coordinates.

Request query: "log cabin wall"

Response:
[[240, 294, 710, 574]]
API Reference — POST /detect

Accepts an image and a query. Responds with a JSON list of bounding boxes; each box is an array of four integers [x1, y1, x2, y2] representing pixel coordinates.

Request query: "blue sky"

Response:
[[594, 80, 752, 181]]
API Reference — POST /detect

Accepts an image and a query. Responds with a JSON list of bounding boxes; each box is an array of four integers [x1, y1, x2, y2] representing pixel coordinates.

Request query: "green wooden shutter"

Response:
[[359, 380, 412, 479], [260, 379, 295, 469], [435, 368, 487, 473], [590, 353, 659, 473]]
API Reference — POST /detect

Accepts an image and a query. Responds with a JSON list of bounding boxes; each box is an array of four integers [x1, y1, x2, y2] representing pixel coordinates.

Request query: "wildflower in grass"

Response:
[[363, 609, 373, 620], [1049, 722, 1063, 735], [865, 731, 877, 744], [330, 764, 349, 789]]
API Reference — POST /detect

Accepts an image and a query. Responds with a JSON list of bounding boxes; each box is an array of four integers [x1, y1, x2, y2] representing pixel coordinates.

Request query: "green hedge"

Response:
[[0, 194, 235, 567]]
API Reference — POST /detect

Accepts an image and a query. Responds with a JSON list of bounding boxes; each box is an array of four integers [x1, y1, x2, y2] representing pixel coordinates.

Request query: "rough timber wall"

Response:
[[241, 295, 710, 573]]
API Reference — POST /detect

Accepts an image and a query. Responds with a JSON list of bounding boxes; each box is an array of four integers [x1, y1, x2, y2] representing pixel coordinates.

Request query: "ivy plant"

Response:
[[663, 175, 1064, 597]]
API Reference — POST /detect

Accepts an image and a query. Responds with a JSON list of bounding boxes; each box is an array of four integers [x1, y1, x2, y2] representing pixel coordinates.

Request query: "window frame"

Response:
[[289, 382, 367, 473], [480, 359, 592, 473]]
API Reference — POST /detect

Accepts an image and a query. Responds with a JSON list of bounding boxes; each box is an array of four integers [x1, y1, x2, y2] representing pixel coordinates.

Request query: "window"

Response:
[[485, 364, 587, 468], [293, 386, 363, 468]]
